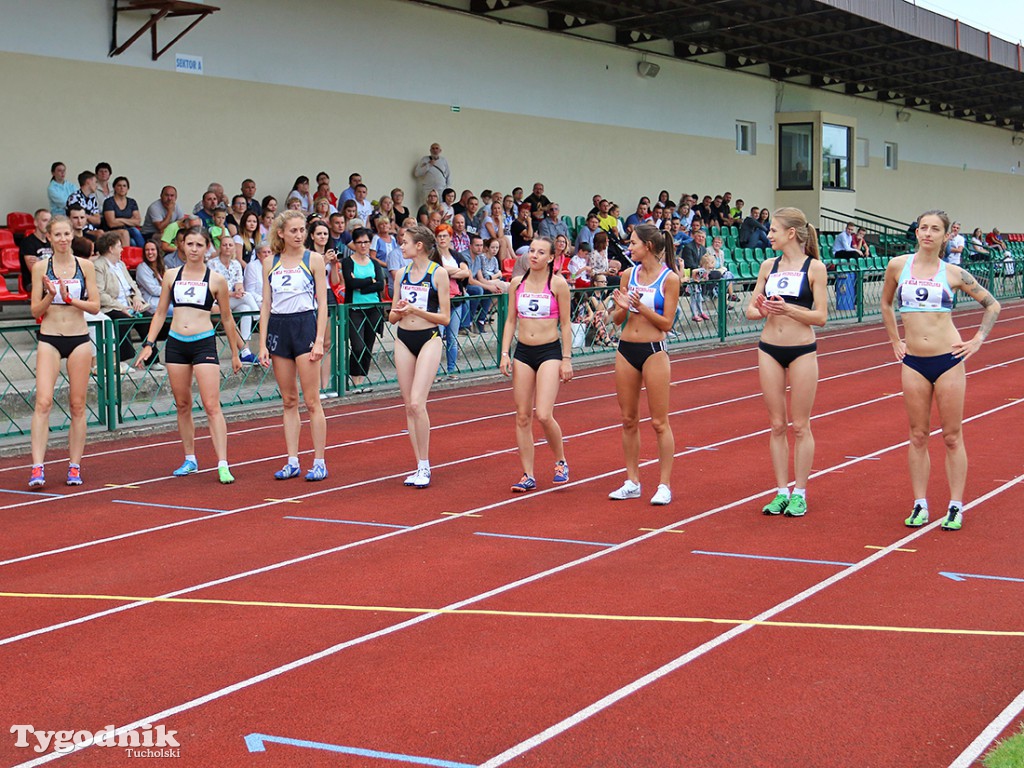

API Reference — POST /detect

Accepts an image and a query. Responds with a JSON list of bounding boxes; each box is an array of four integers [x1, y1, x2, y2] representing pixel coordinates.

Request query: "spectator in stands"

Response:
[[208, 238, 259, 364], [477, 201, 498, 243], [67, 204, 98, 244], [439, 188, 456, 224], [739, 206, 771, 249], [511, 187, 526, 214], [19, 209, 53, 294], [194, 191, 219, 227], [677, 202, 694, 230], [353, 183, 373, 222], [237, 210, 261, 264], [651, 205, 665, 230], [576, 273, 615, 346], [310, 196, 333, 223], [986, 228, 1008, 254], [226, 195, 249, 235], [967, 227, 989, 261], [414, 143, 451, 204], [143, 186, 185, 238], [851, 227, 871, 258], [511, 203, 534, 254], [136, 239, 166, 313], [451, 189, 471, 218], [575, 214, 600, 250], [625, 200, 650, 234], [374, 195, 396, 232], [606, 203, 628, 243], [335, 172, 358, 205], [244, 242, 270, 303], [473, 236, 509, 300], [261, 195, 278, 217], [608, 224, 680, 505], [391, 188, 411, 227], [501, 195, 516, 231], [945, 221, 965, 266], [463, 234, 489, 333], [94, 162, 113, 210], [259, 209, 275, 242], [758, 207, 771, 232], [552, 234, 573, 277], [686, 256, 710, 322], [286, 197, 304, 212], [434, 223, 471, 377], [48, 162, 77, 216], [208, 206, 230, 251], [881, 210, 1000, 531], [305, 219, 342, 396], [28, 215, 100, 489], [568, 241, 592, 288], [161, 214, 197, 266], [680, 229, 706, 271], [65, 171, 102, 229], [694, 195, 713, 223], [370, 214, 401, 293], [832, 222, 861, 259], [719, 192, 737, 226], [463, 196, 482, 235], [101, 176, 144, 248], [93, 232, 159, 373], [342, 227, 385, 392], [287, 176, 314, 213], [386, 222, 414, 293], [730, 197, 745, 222], [241, 178, 261, 215], [707, 235, 740, 302], [746, 207, 827, 518], [417, 188, 442, 226], [523, 183, 551, 228], [451, 214, 470, 253], [135, 227, 242, 484]]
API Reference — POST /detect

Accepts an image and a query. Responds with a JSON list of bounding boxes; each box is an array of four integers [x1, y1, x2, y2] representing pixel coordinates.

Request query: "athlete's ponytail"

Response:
[[772, 207, 819, 260]]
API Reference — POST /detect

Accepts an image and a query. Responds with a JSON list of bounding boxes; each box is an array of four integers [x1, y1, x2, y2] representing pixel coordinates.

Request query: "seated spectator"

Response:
[[48, 161, 77, 216], [260, 195, 278, 218], [194, 190, 219, 227], [680, 229, 706, 271], [730, 198, 745, 222], [65, 170, 102, 229], [439, 188, 457, 224], [94, 162, 113, 210], [596, 199, 618, 235], [758, 207, 771, 233], [575, 214, 600, 250], [851, 227, 871, 258], [523, 182, 551, 228], [143, 186, 185, 238], [450, 214, 470, 253], [589, 231, 621, 287], [462, 196, 483, 235], [538, 202, 570, 242], [67, 204, 99, 243], [244, 242, 271, 303], [832, 222, 861, 259], [135, 240, 168, 314], [286, 175, 313, 213], [373, 195, 396, 232], [476, 237, 509, 294], [207, 238, 259, 363], [739, 207, 771, 249], [625, 200, 650, 234], [391, 188, 411, 226], [311, 196, 334, 223], [315, 175, 336, 210], [386, 223, 414, 293], [677, 202, 694, 230], [227, 195, 250, 235], [286, 196, 305, 212], [552, 234, 573, 277], [417, 188, 442, 226], [237, 210, 262, 264], [574, 274, 615, 346], [986, 228, 1008, 253], [968, 227, 990, 261], [718, 192, 737, 226], [338, 172, 362, 205], [208, 206, 230, 250], [101, 175, 144, 247], [706, 236, 740, 302], [241, 178, 261, 215], [569, 241, 593, 288], [510, 203, 534, 254], [19, 209, 53, 294], [353, 183, 373, 222], [695, 195, 714, 224], [604, 203, 627, 243], [650, 205, 665, 230], [161, 215, 197, 266], [944, 221, 965, 265], [93, 232, 159, 373]]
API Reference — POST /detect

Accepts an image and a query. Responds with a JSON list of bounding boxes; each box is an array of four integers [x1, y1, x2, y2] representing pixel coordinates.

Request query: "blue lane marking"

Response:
[[244, 733, 476, 767], [692, 550, 856, 567], [111, 500, 228, 514], [285, 516, 411, 529], [474, 531, 616, 548], [940, 570, 1024, 584], [0, 489, 62, 497]]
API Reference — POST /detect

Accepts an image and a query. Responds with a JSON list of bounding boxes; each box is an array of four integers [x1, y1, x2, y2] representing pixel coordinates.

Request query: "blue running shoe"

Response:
[[305, 464, 328, 482], [274, 463, 301, 480], [553, 460, 569, 484], [173, 459, 198, 477], [29, 465, 45, 488], [511, 474, 537, 493]]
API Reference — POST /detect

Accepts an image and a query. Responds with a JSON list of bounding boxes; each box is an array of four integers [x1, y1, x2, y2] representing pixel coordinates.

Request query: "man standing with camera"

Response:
[[414, 142, 451, 205]]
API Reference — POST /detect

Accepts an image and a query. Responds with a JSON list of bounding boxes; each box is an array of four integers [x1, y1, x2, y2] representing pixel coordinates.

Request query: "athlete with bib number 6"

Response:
[[881, 210, 999, 532], [745, 208, 828, 518]]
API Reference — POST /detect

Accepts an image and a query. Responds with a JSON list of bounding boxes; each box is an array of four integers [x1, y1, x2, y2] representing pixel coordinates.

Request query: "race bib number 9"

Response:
[[900, 278, 944, 310]]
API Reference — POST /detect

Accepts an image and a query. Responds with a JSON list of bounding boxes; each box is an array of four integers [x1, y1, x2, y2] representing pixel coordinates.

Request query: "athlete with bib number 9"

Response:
[[881, 210, 1000, 532], [745, 208, 828, 518]]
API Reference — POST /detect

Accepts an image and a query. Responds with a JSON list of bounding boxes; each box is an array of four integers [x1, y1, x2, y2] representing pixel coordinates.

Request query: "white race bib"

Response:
[[517, 291, 552, 319], [900, 278, 944, 310], [52, 279, 83, 305], [764, 270, 804, 298], [628, 284, 656, 314], [400, 282, 429, 311], [270, 268, 306, 294], [173, 280, 209, 306]]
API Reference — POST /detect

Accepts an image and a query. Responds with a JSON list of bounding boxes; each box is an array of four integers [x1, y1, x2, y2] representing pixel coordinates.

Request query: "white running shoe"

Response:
[[608, 480, 641, 500], [411, 468, 431, 488], [403, 469, 421, 486], [650, 484, 672, 506]]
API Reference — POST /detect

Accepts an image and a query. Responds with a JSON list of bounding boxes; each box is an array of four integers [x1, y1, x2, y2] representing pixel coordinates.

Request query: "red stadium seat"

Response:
[[121, 246, 143, 270], [0, 248, 29, 300], [0, 229, 15, 250], [5, 212, 34, 237], [501, 256, 515, 280]]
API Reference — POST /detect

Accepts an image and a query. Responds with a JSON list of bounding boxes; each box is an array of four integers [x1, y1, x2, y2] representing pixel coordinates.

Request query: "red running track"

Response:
[[1, 305, 1023, 768]]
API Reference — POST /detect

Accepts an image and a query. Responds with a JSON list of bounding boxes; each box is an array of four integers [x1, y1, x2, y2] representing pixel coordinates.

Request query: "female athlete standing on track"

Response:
[[135, 227, 242, 483], [499, 236, 573, 493], [259, 210, 330, 481], [881, 210, 999, 531], [389, 224, 450, 489], [745, 207, 828, 518], [608, 223, 680, 506], [29, 215, 100, 488]]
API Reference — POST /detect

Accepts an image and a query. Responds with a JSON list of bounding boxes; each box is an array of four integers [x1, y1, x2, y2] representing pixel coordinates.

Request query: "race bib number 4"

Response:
[[173, 280, 208, 305]]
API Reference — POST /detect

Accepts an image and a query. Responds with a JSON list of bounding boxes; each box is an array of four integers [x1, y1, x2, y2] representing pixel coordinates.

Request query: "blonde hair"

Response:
[[269, 210, 307, 254], [771, 207, 820, 259]]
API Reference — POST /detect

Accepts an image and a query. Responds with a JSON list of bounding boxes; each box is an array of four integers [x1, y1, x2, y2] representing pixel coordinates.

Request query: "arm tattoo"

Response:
[[960, 271, 976, 287]]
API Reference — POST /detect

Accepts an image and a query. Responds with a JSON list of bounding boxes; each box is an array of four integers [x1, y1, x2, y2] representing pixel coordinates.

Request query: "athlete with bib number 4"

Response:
[[746, 208, 828, 518], [881, 210, 1000, 532]]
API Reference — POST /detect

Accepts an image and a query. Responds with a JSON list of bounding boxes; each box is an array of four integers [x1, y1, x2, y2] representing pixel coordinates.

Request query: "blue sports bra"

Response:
[[896, 254, 953, 313], [627, 265, 670, 315]]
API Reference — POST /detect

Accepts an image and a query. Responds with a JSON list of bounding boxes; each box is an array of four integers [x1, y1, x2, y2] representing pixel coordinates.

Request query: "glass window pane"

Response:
[[822, 123, 852, 189], [778, 123, 813, 190]]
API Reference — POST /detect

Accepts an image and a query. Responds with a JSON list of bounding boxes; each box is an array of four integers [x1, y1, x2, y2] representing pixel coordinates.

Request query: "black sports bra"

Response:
[[170, 267, 215, 311]]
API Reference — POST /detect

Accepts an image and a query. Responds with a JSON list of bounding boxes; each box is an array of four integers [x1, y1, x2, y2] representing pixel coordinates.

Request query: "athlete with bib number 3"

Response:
[[746, 208, 828, 518], [881, 210, 999, 532]]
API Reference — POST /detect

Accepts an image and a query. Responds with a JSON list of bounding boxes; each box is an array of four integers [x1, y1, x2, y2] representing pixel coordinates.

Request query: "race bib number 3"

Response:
[[400, 283, 429, 310], [517, 291, 552, 319], [765, 270, 804, 298]]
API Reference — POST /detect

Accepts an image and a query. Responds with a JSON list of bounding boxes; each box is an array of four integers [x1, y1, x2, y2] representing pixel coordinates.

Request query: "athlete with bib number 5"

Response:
[[881, 210, 1000, 532], [745, 208, 828, 518]]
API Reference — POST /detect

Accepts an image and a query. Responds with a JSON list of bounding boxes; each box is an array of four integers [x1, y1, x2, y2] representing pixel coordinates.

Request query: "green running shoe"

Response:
[[218, 466, 235, 485], [904, 504, 929, 528], [762, 493, 789, 516], [784, 495, 807, 517], [940, 506, 963, 531]]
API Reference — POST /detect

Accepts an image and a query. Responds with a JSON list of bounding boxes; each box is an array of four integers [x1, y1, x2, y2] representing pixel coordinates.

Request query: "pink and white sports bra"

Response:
[[515, 278, 559, 320]]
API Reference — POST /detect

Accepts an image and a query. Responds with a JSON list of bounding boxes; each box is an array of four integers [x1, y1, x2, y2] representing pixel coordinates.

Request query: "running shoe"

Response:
[[650, 484, 672, 506], [553, 461, 569, 484], [904, 504, 929, 528], [410, 468, 431, 488], [218, 466, 235, 484], [762, 493, 789, 515], [172, 459, 198, 477], [28, 465, 45, 488], [511, 474, 537, 493], [66, 465, 82, 486], [305, 464, 329, 482], [608, 480, 641, 500], [238, 349, 258, 365], [274, 463, 301, 480], [784, 495, 807, 517], [940, 505, 963, 531], [404, 469, 423, 486]]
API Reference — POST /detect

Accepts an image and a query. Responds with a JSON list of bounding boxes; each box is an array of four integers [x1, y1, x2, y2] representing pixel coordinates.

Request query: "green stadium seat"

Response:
[[710, 225, 720, 237], [729, 226, 738, 238]]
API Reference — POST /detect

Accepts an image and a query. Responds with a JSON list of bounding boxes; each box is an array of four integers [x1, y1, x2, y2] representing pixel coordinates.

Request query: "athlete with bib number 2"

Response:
[[499, 236, 573, 494], [881, 210, 1000, 532], [745, 208, 828, 518]]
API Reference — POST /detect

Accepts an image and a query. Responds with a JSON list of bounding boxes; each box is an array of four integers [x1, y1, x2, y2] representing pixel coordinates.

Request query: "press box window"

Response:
[[736, 121, 756, 155], [822, 123, 852, 189], [884, 142, 898, 170]]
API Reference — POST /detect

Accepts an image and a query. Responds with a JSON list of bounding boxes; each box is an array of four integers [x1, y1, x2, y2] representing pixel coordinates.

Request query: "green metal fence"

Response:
[[3, 258, 1020, 439]]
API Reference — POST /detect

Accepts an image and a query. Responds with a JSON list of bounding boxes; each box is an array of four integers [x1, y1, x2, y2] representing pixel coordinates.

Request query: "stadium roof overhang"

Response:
[[431, 0, 1024, 132]]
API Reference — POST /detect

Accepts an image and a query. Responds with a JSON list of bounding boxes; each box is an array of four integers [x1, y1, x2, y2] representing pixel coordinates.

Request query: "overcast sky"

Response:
[[913, 0, 1024, 44]]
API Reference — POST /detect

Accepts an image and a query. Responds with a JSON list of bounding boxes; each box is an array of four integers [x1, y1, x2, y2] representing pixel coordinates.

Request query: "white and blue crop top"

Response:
[[627, 265, 671, 315], [268, 251, 317, 315], [896, 254, 954, 313]]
